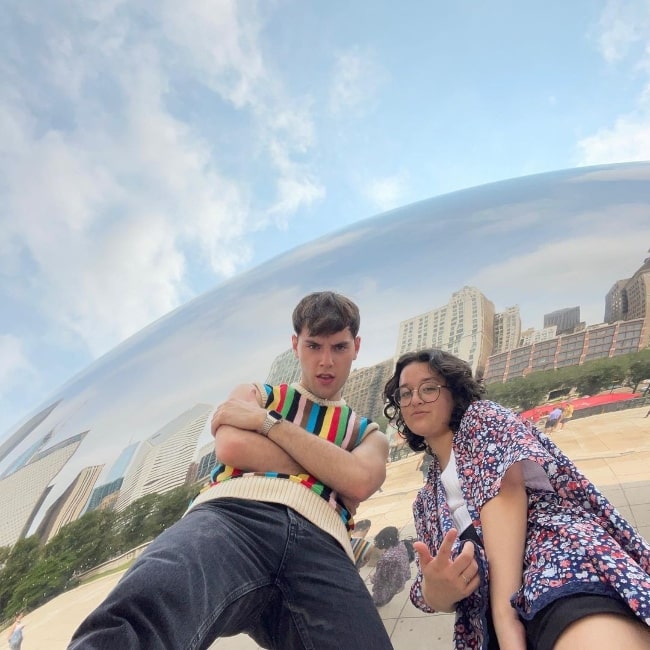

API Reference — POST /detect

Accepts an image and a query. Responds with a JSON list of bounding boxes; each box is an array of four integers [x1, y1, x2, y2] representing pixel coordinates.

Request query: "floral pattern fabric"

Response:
[[410, 400, 650, 650], [371, 542, 411, 607]]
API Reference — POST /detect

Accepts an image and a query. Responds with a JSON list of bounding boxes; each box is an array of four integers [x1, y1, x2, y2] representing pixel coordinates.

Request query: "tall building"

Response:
[[186, 441, 217, 485], [544, 307, 581, 335], [605, 252, 650, 323], [493, 306, 522, 354], [0, 432, 87, 548], [484, 318, 648, 383], [342, 359, 393, 422], [36, 464, 104, 543], [519, 325, 557, 347], [85, 442, 139, 513], [396, 286, 495, 375], [0, 400, 61, 467], [266, 349, 301, 385], [114, 404, 212, 512]]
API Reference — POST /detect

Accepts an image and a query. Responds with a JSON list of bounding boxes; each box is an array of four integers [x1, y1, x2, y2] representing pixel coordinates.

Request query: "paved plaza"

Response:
[[9, 406, 650, 649]]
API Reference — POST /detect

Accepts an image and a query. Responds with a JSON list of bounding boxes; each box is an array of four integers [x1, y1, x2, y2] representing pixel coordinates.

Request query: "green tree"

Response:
[[628, 352, 650, 392], [0, 536, 41, 619], [574, 361, 626, 396]]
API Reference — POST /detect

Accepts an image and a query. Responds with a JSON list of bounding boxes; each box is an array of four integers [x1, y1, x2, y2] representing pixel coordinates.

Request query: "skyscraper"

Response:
[[396, 286, 495, 375]]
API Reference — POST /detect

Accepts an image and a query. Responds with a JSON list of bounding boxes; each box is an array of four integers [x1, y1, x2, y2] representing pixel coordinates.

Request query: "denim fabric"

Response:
[[68, 498, 393, 650]]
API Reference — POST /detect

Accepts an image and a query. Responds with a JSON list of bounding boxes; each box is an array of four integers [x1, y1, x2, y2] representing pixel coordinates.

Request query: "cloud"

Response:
[[0, 335, 34, 392], [362, 173, 409, 212], [328, 46, 387, 116], [576, 107, 650, 165], [578, 2, 650, 165], [595, 0, 650, 64], [0, 0, 326, 362]]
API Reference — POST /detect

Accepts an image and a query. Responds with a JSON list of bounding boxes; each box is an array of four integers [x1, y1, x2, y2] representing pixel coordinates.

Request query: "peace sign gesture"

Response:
[[413, 528, 479, 612]]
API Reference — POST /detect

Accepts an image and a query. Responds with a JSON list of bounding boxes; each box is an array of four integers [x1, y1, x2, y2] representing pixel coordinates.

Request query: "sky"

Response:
[[2, 0, 650, 438]]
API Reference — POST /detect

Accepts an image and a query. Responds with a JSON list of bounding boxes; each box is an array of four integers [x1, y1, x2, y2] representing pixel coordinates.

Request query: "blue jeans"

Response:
[[68, 498, 393, 649]]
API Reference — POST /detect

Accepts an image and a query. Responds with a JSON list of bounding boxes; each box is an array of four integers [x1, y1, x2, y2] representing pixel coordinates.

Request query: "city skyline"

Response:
[[1, 162, 650, 549]]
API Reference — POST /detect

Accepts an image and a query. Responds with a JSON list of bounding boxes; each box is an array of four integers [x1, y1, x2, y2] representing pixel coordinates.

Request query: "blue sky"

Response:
[[2, 0, 650, 438]]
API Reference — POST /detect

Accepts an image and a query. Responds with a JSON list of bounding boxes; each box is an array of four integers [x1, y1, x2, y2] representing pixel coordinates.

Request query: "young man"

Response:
[[68, 291, 392, 650]]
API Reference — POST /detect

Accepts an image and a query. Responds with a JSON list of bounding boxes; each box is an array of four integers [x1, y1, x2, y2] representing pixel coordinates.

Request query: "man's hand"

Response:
[[212, 397, 267, 436], [414, 529, 479, 612]]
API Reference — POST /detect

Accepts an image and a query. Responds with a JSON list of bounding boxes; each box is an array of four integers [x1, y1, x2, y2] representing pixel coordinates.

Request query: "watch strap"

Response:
[[261, 410, 283, 437]]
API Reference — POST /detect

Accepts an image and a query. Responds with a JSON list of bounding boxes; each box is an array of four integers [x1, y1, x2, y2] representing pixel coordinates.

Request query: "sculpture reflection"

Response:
[[1, 162, 650, 646]]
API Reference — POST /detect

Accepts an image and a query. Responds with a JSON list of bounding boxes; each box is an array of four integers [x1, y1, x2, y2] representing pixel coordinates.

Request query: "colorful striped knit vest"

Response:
[[209, 383, 375, 528]]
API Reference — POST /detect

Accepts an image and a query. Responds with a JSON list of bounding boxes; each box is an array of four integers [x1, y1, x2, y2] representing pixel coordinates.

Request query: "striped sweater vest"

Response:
[[208, 383, 376, 528]]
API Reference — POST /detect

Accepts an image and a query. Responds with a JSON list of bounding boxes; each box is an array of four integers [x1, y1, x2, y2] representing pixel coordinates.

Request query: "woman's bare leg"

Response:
[[553, 613, 650, 649]]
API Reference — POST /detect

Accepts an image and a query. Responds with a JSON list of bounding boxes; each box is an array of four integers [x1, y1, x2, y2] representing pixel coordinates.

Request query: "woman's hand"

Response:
[[413, 529, 479, 612]]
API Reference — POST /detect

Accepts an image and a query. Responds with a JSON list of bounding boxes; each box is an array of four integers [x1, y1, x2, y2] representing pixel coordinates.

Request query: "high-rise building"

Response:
[[342, 359, 393, 423], [187, 441, 218, 485], [493, 306, 522, 354], [519, 325, 557, 347], [484, 318, 648, 383], [0, 400, 61, 468], [544, 307, 581, 335], [396, 286, 495, 375], [0, 432, 87, 547], [605, 252, 650, 323], [266, 349, 301, 385], [114, 404, 212, 512], [36, 464, 104, 542]]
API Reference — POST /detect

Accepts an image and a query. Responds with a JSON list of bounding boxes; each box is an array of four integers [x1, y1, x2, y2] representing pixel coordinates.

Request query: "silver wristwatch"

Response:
[[261, 410, 282, 437]]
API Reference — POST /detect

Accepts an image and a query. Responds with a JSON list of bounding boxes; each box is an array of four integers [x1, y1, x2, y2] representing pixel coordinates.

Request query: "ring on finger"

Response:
[[462, 573, 469, 585]]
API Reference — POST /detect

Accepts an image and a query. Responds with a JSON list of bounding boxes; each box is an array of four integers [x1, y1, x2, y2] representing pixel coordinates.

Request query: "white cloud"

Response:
[[329, 46, 386, 116], [0, 0, 327, 361], [576, 108, 650, 165], [0, 335, 34, 392], [578, 2, 650, 165], [595, 0, 650, 64], [362, 173, 409, 212]]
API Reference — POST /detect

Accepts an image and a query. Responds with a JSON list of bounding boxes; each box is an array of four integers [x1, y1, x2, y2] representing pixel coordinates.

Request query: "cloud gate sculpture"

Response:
[[1, 161, 650, 643]]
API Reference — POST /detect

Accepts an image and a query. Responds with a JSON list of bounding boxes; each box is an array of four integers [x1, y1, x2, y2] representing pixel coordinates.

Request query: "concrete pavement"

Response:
[[11, 406, 650, 649]]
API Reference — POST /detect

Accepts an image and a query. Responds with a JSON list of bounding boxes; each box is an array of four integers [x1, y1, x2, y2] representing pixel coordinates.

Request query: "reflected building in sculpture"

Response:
[[0, 432, 87, 547], [114, 404, 212, 512], [1, 162, 650, 549], [342, 359, 393, 423], [266, 349, 301, 385], [605, 252, 650, 323], [493, 306, 522, 354], [544, 306, 582, 335], [396, 286, 495, 375]]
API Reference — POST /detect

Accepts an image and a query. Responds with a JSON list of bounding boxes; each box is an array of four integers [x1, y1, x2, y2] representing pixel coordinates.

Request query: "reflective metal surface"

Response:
[[1, 161, 650, 589]]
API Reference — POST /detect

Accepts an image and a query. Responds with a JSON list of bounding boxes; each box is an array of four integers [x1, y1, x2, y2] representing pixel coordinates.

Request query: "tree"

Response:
[[628, 352, 650, 392], [0, 536, 41, 620]]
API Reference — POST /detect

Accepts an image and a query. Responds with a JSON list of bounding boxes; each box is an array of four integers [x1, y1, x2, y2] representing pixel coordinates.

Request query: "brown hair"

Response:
[[292, 291, 360, 337]]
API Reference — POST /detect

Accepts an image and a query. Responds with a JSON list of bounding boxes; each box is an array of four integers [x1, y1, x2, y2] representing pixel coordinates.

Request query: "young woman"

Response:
[[384, 349, 650, 650]]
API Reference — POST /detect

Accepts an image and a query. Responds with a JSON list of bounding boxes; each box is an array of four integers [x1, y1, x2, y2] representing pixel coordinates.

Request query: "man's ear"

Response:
[[292, 334, 299, 357], [353, 336, 361, 359]]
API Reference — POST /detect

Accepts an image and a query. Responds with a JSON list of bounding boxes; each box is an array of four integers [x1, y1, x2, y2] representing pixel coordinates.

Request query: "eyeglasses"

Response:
[[393, 381, 448, 407]]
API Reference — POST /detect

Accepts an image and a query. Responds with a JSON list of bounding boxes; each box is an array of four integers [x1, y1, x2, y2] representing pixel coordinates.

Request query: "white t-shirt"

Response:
[[440, 450, 473, 533]]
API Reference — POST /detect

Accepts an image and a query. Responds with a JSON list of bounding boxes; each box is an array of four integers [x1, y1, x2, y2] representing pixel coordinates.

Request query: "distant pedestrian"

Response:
[[559, 403, 573, 429], [7, 612, 25, 650], [545, 406, 562, 433]]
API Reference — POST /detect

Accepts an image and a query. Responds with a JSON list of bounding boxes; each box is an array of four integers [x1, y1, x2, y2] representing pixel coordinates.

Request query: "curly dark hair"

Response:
[[383, 348, 485, 453], [373, 526, 400, 549]]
